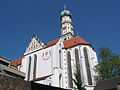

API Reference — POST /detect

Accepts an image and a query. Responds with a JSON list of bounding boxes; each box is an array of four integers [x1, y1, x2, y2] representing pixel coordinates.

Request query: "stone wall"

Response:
[[0, 74, 31, 90], [0, 74, 66, 90]]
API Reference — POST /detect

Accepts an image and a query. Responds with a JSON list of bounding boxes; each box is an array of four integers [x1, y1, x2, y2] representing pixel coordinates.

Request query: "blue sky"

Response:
[[0, 0, 120, 60]]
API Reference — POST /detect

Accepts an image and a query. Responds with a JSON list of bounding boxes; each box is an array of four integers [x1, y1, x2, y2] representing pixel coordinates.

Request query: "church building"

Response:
[[12, 7, 98, 90]]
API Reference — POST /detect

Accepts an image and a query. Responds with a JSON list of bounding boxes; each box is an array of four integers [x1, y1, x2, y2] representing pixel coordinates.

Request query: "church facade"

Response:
[[16, 8, 98, 90]]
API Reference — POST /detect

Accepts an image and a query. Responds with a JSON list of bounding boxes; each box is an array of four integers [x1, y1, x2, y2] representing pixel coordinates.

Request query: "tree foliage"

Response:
[[95, 47, 120, 81], [73, 73, 86, 90]]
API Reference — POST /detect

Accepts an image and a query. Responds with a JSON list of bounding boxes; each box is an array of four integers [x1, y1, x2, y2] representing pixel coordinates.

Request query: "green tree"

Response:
[[95, 47, 120, 81], [73, 73, 86, 90]]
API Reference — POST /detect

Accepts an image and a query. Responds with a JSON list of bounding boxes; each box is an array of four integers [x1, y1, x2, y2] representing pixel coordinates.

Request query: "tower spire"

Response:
[[64, 5, 67, 10]]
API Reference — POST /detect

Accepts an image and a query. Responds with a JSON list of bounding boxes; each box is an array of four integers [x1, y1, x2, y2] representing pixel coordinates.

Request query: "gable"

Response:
[[25, 37, 45, 54]]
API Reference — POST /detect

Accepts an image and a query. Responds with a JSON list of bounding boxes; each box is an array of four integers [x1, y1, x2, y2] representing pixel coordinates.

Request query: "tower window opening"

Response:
[[63, 27, 66, 30], [64, 38, 67, 40]]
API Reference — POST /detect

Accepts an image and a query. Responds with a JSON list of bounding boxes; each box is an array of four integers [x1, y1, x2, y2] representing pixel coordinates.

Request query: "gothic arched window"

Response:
[[27, 56, 31, 81], [83, 47, 92, 85], [67, 51, 73, 88], [59, 50, 63, 68], [74, 49, 81, 82], [33, 54, 37, 79], [59, 74, 63, 87]]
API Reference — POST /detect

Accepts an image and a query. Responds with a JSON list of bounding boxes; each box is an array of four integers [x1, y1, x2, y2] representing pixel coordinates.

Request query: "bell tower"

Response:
[[60, 6, 74, 41]]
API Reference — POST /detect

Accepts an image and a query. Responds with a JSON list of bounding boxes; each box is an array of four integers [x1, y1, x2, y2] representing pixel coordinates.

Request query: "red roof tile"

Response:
[[11, 58, 22, 66], [63, 36, 90, 48], [46, 38, 60, 47]]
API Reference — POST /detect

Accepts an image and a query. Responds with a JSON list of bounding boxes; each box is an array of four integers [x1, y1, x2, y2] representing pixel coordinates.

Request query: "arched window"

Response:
[[67, 51, 73, 88], [59, 50, 63, 68], [83, 48, 92, 85], [74, 49, 81, 82], [59, 74, 63, 87], [27, 56, 31, 81], [33, 54, 37, 79]]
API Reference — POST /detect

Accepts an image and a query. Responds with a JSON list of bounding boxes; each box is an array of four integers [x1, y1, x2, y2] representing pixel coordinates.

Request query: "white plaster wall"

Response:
[[85, 86, 95, 90], [21, 39, 62, 86], [20, 38, 98, 90], [53, 39, 67, 88], [61, 49, 69, 89], [51, 43, 60, 87], [20, 55, 29, 80], [21, 47, 53, 81], [36, 48, 52, 78], [63, 45, 98, 90], [53, 38, 70, 89], [79, 45, 98, 90]]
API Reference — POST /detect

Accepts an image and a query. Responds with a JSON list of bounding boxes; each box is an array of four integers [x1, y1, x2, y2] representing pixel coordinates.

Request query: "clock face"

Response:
[[42, 50, 51, 60]]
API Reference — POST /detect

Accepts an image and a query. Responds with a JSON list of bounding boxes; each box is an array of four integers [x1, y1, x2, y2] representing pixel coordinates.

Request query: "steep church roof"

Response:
[[46, 38, 60, 47], [63, 36, 90, 48]]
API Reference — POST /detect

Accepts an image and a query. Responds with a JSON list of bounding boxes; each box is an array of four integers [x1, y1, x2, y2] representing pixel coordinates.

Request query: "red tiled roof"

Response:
[[11, 58, 22, 66], [63, 36, 90, 48], [46, 38, 60, 47]]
